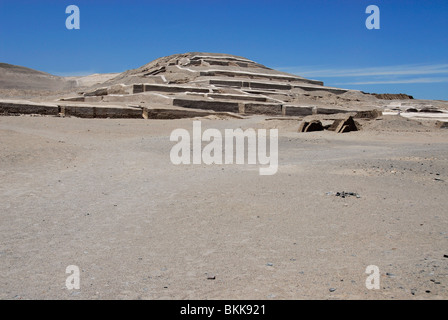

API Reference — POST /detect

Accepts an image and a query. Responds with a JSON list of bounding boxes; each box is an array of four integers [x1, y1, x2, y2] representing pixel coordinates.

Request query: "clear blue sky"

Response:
[[0, 0, 447, 100]]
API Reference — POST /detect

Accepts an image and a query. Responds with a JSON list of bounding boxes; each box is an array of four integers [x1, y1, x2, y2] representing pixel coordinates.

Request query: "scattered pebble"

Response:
[[329, 288, 336, 292], [266, 263, 273, 267], [386, 273, 396, 277], [430, 279, 440, 284], [334, 191, 360, 198]]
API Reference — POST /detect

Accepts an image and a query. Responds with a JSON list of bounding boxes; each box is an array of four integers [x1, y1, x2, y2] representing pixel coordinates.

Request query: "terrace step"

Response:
[[241, 102, 283, 115], [282, 105, 314, 116], [101, 92, 174, 104], [0, 100, 59, 115], [198, 69, 323, 85], [314, 107, 356, 115], [185, 92, 268, 102], [59, 104, 143, 118], [198, 58, 253, 68], [172, 97, 283, 115], [240, 89, 291, 97], [207, 92, 267, 102], [172, 98, 240, 113], [134, 83, 210, 94], [142, 106, 243, 120], [208, 79, 292, 91], [0, 100, 144, 118], [204, 78, 347, 94]]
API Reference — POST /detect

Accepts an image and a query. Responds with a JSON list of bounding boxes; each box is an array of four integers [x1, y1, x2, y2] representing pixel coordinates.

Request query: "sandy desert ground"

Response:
[[1, 114, 447, 300]]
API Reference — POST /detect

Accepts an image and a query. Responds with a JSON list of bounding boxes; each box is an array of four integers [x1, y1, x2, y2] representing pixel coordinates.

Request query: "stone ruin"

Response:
[[1, 52, 447, 130], [61, 52, 362, 118]]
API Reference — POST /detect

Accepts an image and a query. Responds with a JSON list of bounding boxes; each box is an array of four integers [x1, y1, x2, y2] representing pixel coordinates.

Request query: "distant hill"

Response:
[[64, 73, 120, 88], [0, 63, 77, 91]]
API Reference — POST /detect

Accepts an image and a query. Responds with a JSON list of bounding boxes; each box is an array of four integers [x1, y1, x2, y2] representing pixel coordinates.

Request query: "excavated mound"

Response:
[[362, 115, 436, 132], [100, 52, 323, 87], [1, 52, 448, 122], [62, 52, 382, 119]]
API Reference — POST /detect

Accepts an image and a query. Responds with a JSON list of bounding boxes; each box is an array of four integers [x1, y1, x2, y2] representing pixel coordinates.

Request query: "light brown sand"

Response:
[[0, 115, 447, 300]]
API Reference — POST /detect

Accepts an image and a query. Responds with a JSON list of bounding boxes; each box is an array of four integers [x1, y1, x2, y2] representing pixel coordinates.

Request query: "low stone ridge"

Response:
[[354, 109, 382, 119], [372, 93, 414, 100], [420, 107, 443, 113]]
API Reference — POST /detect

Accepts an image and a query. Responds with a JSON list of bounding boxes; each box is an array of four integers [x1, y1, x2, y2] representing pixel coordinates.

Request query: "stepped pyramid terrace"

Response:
[[0, 52, 446, 122]]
